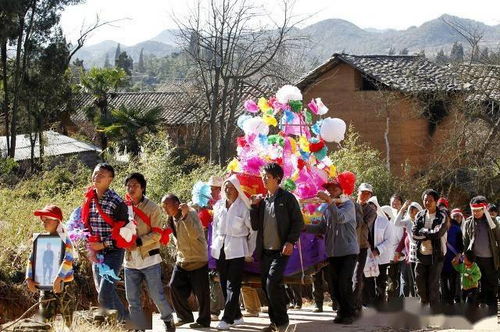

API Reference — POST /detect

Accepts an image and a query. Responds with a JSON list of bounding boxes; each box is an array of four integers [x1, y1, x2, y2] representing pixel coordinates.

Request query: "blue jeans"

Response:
[[92, 248, 127, 320], [125, 263, 174, 329]]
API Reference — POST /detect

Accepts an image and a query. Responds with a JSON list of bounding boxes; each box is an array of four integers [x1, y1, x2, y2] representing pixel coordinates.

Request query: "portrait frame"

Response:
[[32, 233, 65, 290]]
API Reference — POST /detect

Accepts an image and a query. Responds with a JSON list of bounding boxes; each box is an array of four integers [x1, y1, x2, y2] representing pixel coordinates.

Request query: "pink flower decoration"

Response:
[[308, 99, 319, 115], [244, 100, 259, 113]]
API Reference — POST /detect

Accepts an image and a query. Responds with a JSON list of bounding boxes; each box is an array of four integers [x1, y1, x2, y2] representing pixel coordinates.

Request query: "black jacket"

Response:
[[250, 188, 304, 258], [412, 208, 449, 263]]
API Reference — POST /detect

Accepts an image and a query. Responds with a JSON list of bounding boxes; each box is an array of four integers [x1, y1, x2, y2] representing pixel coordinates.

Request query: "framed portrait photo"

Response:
[[32, 233, 65, 290]]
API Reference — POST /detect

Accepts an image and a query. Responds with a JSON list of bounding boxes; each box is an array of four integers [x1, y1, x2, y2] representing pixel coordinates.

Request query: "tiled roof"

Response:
[[297, 53, 462, 93], [0, 130, 101, 161], [453, 63, 500, 102], [70, 85, 275, 125]]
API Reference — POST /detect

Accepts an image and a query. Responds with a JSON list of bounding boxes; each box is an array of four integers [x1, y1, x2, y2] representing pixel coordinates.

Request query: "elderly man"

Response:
[[163, 194, 211, 329]]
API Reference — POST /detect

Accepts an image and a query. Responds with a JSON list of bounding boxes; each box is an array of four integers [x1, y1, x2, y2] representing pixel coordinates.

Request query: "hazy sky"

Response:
[[60, 0, 500, 46]]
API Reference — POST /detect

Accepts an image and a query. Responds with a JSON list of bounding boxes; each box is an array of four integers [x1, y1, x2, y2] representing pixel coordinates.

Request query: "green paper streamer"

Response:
[[283, 178, 296, 191], [289, 100, 303, 113]]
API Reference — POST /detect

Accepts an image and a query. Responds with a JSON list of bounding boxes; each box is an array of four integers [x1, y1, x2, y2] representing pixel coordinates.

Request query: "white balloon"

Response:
[[320, 117, 346, 143], [242, 117, 270, 136]]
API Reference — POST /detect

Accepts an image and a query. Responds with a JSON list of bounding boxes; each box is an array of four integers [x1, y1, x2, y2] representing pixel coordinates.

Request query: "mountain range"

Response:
[[73, 14, 500, 68]]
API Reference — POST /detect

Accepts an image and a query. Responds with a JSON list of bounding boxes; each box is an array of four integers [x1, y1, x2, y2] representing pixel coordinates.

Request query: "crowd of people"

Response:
[[25, 162, 500, 331]]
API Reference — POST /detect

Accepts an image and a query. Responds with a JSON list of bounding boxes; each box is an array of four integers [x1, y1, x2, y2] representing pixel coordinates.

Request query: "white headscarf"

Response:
[[367, 196, 385, 218], [381, 205, 395, 221], [222, 174, 251, 209]]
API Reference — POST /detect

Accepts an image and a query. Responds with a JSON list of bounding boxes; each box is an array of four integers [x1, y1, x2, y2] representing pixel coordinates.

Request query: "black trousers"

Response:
[[169, 264, 211, 326], [415, 257, 443, 306], [216, 250, 245, 324], [476, 257, 499, 306], [286, 284, 303, 307], [463, 288, 478, 305], [313, 265, 334, 308], [387, 261, 403, 298], [441, 268, 460, 304], [401, 262, 416, 297], [353, 248, 367, 309], [364, 263, 390, 305], [328, 254, 358, 318], [261, 250, 290, 327]]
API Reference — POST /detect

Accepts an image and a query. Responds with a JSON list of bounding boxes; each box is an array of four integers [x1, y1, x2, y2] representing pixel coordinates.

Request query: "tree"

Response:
[[116, 51, 133, 76], [137, 48, 145, 73], [435, 49, 449, 65], [79, 67, 127, 150], [399, 48, 409, 55], [104, 53, 111, 68], [100, 105, 162, 156], [443, 16, 484, 64], [388, 47, 396, 55], [114, 43, 121, 65], [175, 0, 302, 164], [450, 42, 464, 62]]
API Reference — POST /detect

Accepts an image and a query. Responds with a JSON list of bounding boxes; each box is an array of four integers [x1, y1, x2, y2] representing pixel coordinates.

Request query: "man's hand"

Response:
[[250, 194, 263, 205], [372, 248, 380, 257], [53, 277, 63, 294], [26, 279, 38, 293], [179, 203, 190, 218], [126, 244, 137, 251], [402, 200, 411, 212], [316, 191, 333, 204], [244, 256, 254, 263], [89, 242, 105, 251], [393, 252, 402, 262], [282, 242, 294, 256]]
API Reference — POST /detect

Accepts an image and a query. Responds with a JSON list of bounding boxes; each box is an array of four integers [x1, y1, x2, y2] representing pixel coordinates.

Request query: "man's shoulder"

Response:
[[105, 189, 124, 204]]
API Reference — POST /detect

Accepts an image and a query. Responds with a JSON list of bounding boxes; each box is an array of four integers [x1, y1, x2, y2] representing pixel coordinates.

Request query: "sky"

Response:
[[59, 0, 500, 46]]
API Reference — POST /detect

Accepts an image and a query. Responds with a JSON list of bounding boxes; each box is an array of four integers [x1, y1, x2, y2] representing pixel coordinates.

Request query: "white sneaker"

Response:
[[211, 314, 220, 321], [232, 318, 244, 326], [216, 321, 231, 330]]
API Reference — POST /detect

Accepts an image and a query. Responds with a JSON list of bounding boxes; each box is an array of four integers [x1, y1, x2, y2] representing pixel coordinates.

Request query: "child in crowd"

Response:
[[452, 250, 481, 305], [26, 205, 76, 326]]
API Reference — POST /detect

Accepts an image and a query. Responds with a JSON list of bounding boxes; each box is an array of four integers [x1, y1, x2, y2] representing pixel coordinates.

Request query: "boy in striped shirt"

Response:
[[26, 205, 76, 326]]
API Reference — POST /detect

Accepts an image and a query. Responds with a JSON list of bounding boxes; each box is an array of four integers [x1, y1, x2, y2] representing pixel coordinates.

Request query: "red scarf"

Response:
[[124, 193, 172, 245], [81, 186, 136, 249]]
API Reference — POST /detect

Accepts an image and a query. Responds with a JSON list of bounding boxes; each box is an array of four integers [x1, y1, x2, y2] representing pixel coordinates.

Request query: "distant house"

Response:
[[0, 130, 102, 169], [296, 53, 466, 175], [65, 86, 274, 150]]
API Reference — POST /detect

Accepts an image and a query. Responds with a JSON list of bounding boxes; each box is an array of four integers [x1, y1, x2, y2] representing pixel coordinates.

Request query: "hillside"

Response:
[[73, 14, 500, 67]]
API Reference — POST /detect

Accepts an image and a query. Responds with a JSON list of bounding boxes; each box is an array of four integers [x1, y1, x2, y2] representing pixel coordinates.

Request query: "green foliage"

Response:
[[0, 157, 18, 175], [100, 105, 163, 156], [329, 128, 394, 204], [80, 67, 127, 98]]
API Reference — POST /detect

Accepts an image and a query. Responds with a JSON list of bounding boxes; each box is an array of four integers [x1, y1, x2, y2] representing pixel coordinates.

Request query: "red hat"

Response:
[[322, 171, 356, 196], [437, 197, 449, 208], [34, 205, 63, 221]]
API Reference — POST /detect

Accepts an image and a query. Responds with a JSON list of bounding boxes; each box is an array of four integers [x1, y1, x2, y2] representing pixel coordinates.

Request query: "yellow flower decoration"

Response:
[[263, 114, 277, 127], [328, 165, 337, 178], [258, 97, 272, 112], [291, 170, 299, 181], [227, 158, 241, 172], [299, 136, 310, 152], [289, 138, 298, 154]]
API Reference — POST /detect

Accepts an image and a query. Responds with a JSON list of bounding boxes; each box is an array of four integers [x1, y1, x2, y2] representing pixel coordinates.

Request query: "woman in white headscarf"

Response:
[[392, 200, 423, 297], [211, 175, 257, 330]]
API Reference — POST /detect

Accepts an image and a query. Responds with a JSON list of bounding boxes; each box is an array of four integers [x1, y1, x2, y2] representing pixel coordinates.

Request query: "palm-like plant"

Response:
[[99, 105, 163, 156]]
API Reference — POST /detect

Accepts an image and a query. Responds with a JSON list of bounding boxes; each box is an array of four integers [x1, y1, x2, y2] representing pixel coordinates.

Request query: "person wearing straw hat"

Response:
[[305, 171, 359, 324], [462, 195, 500, 312], [211, 175, 256, 330]]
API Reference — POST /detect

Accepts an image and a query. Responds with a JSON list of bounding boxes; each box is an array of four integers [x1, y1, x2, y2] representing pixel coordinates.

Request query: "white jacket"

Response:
[[211, 177, 257, 260], [372, 215, 395, 265]]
